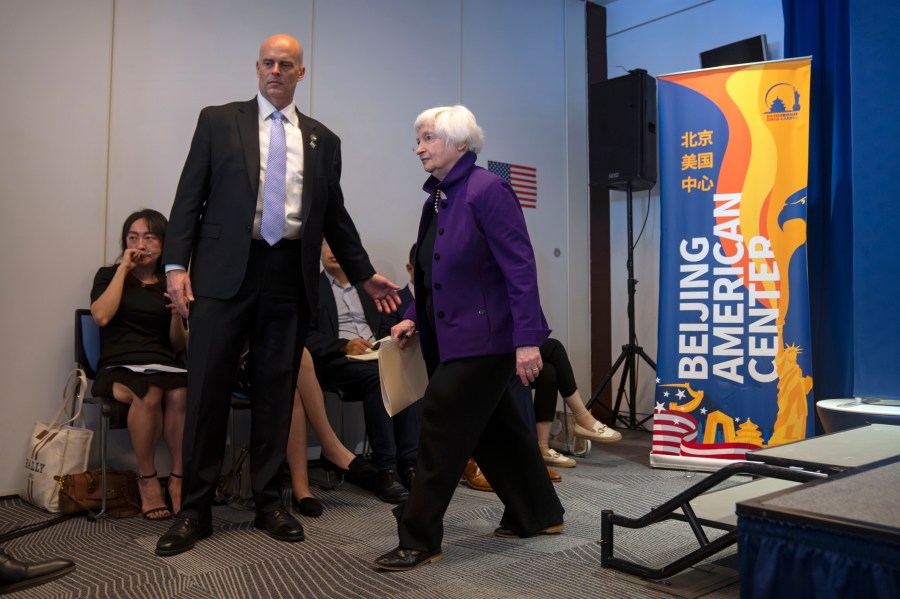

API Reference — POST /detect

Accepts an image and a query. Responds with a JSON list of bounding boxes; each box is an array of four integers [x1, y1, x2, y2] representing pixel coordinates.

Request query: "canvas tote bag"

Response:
[[22, 369, 94, 512]]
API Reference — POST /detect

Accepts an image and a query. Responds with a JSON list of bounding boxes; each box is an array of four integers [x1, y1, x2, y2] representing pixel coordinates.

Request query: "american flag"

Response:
[[488, 160, 538, 209]]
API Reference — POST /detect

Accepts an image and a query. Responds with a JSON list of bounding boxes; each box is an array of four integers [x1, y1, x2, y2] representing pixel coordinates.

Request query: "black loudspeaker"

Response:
[[589, 69, 657, 191]]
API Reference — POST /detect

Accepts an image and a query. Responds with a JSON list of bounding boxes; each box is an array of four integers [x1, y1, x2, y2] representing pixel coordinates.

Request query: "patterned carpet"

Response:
[[0, 430, 743, 598]]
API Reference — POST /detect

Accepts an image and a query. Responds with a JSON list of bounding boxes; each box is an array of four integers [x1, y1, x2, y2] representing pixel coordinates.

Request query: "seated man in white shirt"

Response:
[[306, 242, 422, 503]]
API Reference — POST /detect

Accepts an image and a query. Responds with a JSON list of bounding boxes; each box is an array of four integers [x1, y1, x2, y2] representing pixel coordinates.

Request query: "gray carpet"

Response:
[[1, 431, 743, 598]]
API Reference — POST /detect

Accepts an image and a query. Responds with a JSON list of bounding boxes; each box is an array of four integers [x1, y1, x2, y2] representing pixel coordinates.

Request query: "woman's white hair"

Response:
[[414, 105, 484, 154]]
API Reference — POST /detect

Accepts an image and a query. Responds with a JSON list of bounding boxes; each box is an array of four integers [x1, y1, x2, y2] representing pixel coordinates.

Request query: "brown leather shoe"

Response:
[[547, 467, 562, 483], [463, 459, 493, 492]]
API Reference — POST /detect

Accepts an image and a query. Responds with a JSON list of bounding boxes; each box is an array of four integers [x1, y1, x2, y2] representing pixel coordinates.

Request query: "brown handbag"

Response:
[[54, 469, 141, 519]]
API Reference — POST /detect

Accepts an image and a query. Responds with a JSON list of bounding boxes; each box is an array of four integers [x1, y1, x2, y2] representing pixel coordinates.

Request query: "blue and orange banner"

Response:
[[651, 58, 814, 470]]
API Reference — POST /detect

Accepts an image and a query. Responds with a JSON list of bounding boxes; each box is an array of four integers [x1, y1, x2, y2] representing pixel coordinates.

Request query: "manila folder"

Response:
[[378, 334, 428, 417]]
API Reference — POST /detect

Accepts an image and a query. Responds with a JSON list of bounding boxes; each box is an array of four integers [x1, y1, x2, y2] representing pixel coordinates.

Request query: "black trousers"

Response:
[[395, 353, 565, 551], [179, 240, 309, 519], [316, 357, 421, 471], [531, 338, 580, 423]]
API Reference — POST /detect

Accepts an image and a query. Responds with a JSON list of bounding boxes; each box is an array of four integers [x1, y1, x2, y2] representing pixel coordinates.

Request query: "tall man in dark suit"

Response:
[[157, 34, 399, 556], [307, 243, 422, 503]]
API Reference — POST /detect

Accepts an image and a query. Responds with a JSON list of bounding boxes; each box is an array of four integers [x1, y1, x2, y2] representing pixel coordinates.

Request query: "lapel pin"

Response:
[[309, 134, 317, 149]]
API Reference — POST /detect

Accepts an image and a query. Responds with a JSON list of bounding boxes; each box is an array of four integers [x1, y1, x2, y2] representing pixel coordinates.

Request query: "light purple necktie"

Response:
[[260, 111, 286, 245]]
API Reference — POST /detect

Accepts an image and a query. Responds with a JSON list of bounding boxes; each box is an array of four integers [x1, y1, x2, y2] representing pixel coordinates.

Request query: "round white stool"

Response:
[[816, 398, 900, 433]]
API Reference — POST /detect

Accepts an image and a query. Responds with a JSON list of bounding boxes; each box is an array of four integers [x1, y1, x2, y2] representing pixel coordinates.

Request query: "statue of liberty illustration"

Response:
[[768, 343, 813, 445]]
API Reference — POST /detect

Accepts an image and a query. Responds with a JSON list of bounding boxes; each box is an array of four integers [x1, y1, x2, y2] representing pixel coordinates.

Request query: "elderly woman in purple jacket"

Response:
[[374, 105, 565, 571]]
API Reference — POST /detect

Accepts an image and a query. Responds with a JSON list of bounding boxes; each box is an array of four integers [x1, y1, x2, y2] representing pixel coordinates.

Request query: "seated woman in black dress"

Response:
[[90, 209, 188, 519]]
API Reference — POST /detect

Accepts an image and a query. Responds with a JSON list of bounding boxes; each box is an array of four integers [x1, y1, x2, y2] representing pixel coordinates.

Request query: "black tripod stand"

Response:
[[586, 182, 656, 430]]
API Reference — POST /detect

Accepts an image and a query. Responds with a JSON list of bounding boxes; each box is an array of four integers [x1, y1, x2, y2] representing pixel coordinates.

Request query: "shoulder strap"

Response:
[[49, 369, 88, 429]]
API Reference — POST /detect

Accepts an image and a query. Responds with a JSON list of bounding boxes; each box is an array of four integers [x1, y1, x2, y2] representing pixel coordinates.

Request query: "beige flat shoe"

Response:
[[542, 448, 576, 468], [573, 421, 622, 443]]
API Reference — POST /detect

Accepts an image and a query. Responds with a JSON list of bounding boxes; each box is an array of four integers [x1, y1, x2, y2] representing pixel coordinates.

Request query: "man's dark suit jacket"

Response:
[[163, 98, 374, 308], [393, 285, 414, 326], [306, 272, 393, 365]]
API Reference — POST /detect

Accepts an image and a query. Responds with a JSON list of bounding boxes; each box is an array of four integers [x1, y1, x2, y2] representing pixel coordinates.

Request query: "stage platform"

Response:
[[601, 424, 900, 594], [746, 422, 900, 473], [737, 454, 900, 598]]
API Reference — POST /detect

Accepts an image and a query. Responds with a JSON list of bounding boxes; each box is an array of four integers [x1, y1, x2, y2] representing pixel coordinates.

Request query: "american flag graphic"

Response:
[[488, 160, 538, 209], [653, 410, 757, 460]]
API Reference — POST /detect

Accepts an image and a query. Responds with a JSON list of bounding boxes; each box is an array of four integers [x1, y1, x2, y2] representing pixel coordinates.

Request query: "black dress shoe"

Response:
[[320, 453, 378, 478], [373, 547, 443, 571], [373, 470, 409, 503], [398, 465, 416, 490], [293, 495, 324, 518], [254, 508, 305, 542], [0, 549, 75, 594], [155, 517, 213, 556]]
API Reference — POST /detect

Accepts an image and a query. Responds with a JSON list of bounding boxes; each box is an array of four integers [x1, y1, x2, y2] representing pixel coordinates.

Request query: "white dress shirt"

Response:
[[324, 271, 375, 343], [255, 94, 304, 240]]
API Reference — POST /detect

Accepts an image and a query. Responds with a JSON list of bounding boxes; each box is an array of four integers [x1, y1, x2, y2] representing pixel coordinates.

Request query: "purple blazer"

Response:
[[405, 152, 550, 362]]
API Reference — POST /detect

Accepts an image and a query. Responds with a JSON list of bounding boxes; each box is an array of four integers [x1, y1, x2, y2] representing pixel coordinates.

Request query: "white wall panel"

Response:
[[311, 0, 462, 282], [0, 0, 112, 493], [461, 0, 571, 344]]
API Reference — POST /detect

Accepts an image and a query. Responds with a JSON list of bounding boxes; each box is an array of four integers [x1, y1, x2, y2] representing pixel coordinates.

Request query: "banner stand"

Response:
[[651, 58, 814, 470]]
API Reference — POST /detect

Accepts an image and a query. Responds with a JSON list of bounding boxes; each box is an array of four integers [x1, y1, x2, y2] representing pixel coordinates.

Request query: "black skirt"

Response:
[[91, 366, 186, 400]]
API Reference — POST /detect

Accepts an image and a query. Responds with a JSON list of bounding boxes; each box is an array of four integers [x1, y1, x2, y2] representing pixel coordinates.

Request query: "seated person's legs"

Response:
[[317, 359, 410, 503], [286, 348, 376, 516], [539, 338, 621, 443], [162, 386, 187, 515], [531, 363, 576, 468], [112, 382, 171, 520]]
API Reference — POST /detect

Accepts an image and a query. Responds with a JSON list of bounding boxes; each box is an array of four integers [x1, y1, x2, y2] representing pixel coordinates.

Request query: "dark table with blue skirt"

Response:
[[737, 452, 900, 599]]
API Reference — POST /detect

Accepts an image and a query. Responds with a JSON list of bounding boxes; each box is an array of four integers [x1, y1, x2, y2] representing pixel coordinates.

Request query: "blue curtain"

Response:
[[848, 1, 900, 399], [783, 0, 900, 404]]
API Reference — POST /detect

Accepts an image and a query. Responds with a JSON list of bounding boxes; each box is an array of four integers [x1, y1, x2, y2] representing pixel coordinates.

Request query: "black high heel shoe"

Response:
[[319, 453, 378, 479]]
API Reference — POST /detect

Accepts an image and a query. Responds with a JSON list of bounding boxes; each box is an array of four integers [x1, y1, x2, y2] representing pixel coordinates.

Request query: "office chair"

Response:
[[219, 386, 253, 504], [74, 308, 131, 519]]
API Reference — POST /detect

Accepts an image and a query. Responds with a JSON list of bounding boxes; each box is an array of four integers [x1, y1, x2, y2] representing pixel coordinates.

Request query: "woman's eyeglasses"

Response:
[[413, 132, 441, 152]]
